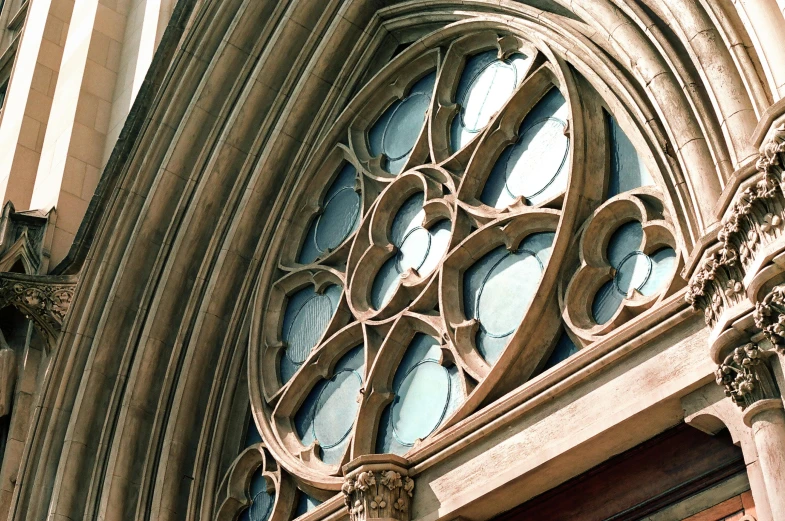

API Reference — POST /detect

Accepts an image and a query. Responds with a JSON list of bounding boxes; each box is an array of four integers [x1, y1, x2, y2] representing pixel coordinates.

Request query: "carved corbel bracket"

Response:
[[716, 343, 779, 410], [341, 455, 414, 521], [0, 272, 77, 345]]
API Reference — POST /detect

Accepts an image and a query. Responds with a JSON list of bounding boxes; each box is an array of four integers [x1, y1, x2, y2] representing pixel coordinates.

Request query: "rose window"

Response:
[[249, 29, 682, 493]]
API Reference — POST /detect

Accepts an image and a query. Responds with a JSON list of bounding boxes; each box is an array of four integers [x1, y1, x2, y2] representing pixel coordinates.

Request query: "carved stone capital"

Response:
[[754, 283, 785, 353], [716, 343, 779, 410], [0, 273, 77, 343], [342, 455, 414, 521], [686, 124, 785, 329]]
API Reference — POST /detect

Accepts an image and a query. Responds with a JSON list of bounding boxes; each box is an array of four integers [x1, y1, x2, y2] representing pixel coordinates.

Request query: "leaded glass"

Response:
[[450, 50, 531, 151], [251, 28, 680, 495], [481, 88, 569, 208], [299, 163, 361, 264], [238, 467, 275, 521], [368, 73, 436, 174]]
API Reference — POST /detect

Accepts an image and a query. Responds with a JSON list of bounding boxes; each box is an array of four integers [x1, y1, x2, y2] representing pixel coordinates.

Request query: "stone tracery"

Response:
[[248, 26, 681, 501]]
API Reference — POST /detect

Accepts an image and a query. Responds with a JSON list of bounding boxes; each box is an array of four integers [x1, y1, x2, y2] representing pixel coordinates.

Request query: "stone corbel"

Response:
[[342, 455, 414, 521], [0, 272, 77, 345]]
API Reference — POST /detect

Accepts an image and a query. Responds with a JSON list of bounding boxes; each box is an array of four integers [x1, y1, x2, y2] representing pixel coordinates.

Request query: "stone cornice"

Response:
[[0, 272, 77, 343]]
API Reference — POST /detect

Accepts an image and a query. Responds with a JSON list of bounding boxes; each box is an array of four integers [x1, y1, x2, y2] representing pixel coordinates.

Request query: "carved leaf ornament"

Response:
[[249, 29, 680, 494]]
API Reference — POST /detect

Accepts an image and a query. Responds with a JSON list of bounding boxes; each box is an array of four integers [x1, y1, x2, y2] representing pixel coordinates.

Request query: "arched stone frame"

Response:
[[248, 18, 687, 499], [9, 1, 772, 521]]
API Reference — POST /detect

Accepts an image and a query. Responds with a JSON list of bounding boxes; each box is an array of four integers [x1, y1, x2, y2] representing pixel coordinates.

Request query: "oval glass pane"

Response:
[[392, 361, 450, 445], [299, 164, 360, 264], [295, 346, 364, 465], [639, 248, 676, 296], [463, 233, 555, 363], [477, 251, 543, 336], [481, 88, 569, 208], [313, 369, 363, 448], [368, 73, 436, 174], [615, 252, 652, 295], [607, 221, 644, 268], [451, 51, 531, 151], [281, 285, 342, 383], [375, 334, 464, 455]]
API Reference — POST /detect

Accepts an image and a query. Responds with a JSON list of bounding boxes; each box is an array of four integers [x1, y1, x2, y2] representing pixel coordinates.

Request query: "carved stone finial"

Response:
[[342, 455, 414, 521], [754, 284, 785, 353], [715, 343, 779, 410]]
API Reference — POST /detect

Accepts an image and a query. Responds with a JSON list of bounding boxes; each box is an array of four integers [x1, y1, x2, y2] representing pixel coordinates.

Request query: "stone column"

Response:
[[717, 344, 785, 520], [0, 346, 15, 418], [742, 399, 785, 521]]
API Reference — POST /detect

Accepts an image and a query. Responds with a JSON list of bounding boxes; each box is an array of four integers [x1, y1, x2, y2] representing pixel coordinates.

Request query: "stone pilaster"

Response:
[[342, 455, 414, 521]]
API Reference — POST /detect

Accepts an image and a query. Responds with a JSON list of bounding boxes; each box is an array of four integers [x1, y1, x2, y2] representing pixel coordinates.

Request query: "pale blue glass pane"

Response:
[[391, 361, 450, 445], [477, 251, 543, 336], [368, 73, 436, 174], [462, 233, 554, 364], [418, 220, 451, 276], [299, 164, 360, 264], [239, 467, 275, 521], [592, 280, 623, 325], [371, 257, 400, 310], [296, 492, 323, 517], [376, 334, 463, 455], [280, 285, 342, 383], [608, 114, 652, 197], [481, 88, 569, 208], [295, 346, 364, 465], [639, 248, 676, 296], [607, 221, 643, 268], [450, 51, 531, 152], [615, 252, 652, 295], [391, 193, 425, 244], [372, 194, 451, 309]]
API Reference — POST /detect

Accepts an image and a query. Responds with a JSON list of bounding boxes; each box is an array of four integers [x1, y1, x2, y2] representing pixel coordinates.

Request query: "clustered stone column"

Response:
[[342, 455, 415, 521]]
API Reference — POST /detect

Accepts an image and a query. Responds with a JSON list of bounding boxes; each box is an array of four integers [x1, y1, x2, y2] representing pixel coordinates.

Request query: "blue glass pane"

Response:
[[295, 345, 364, 465], [280, 285, 342, 384], [299, 164, 360, 264], [481, 88, 569, 208], [592, 280, 623, 325], [239, 467, 275, 521], [536, 331, 579, 375], [244, 418, 262, 447], [371, 193, 451, 310], [462, 233, 555, 363], [639, 248, 676, 296], [607, 221, 643, 268], [376, 334, 463, 455], [368, 73, 436, 174], [608, 114, 652, 197], [296, 492, 323, 517], [450, 51, 531, 151]]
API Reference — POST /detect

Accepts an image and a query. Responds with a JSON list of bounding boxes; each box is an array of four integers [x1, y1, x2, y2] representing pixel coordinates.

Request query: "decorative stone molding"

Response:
[[342, 455, 414, 521], [686, 124, 785, 328], [754, 283, 785, 353], [0, 346, 16, 417], [0, 273, 77, 342], [715, 343, 779, 410]]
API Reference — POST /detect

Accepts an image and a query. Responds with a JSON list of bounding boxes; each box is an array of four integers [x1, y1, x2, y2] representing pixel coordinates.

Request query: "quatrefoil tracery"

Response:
[[249, 26, 681, 494]]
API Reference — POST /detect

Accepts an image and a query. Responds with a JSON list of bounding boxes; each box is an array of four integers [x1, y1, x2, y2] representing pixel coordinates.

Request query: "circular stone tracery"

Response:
[[251, 27, 679, 493]]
